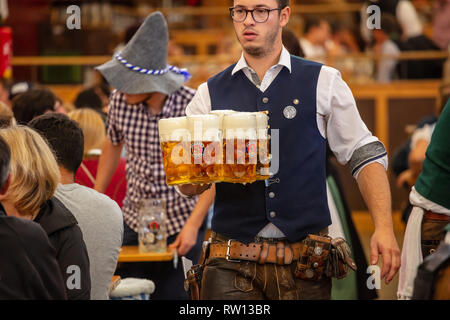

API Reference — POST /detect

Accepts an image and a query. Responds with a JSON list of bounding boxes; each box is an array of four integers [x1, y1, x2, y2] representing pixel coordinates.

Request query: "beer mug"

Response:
[[210, 109, 236, 130], [138, 199, 167, 253], [222, 112, 257, 184], [187, 114, 222, 184], [254, 112, 270, 180], [158, 117, 191, 185]]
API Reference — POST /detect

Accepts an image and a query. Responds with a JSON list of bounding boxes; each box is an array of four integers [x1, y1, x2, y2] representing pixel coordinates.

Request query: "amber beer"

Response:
[[158, 117, 191, 185], [187, 114, 222, 184], [222, 113, 257, 183], [254, 112, 270, 180]]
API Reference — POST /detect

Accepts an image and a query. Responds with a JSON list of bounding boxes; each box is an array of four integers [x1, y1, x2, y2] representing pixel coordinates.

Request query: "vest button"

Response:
[[269, 211, 276, 218], [269, 192, 275, 198], [262, 97, 269, 103]]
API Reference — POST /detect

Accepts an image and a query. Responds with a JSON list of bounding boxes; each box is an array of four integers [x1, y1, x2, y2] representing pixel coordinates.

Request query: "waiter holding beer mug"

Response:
[[178, 0, 400, 300]]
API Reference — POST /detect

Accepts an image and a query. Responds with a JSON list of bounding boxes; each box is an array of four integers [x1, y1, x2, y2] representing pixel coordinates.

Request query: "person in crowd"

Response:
[[29, 113, 123, 300], [360, 0, 423, 45], [328, 20, 360, 56], [179, 0, 400, 300], [0, 125, 91, 300], [432, 0, 450, 50], [299, 16, 331, 62], [398, 99, 450, 299], [67, 108, 126, 208], [0, 135, 67, 300], [11, 88, 56, 125], [373, 14, 401, 83], [73, 87, 107, 122], [362, 0, 444, 79], [0, 101, 14, 128], [393, 84, 450, 223], [94, 12, 214, 299]]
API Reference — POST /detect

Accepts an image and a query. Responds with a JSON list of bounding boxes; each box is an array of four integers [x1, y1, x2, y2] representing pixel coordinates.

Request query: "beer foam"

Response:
[[158, 117, 188, 134], [187, 114, 220, 141], [254, 112, 268, 129], [223, 113, 257, 139], [210, 110, 236, 129], [158, 116, 189, 141]]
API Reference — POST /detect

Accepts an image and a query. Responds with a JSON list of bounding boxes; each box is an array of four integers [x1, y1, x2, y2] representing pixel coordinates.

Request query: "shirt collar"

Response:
[[231, 46, 292, 75]]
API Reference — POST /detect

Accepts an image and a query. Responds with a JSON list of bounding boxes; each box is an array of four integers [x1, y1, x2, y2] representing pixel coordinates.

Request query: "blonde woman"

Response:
[[0, 126, 91, 300], [68, 108, 126, 208]]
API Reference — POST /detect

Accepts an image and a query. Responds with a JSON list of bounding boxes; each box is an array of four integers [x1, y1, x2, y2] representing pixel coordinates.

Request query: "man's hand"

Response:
[[178, 183, 212, 197], [370, 229, 401, 284], [169, 221, 198, 256], [356, 162, 401, 284]]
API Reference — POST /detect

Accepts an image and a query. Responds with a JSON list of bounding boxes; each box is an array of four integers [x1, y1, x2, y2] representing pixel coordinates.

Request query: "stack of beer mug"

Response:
[[158, 110, 270, 185]]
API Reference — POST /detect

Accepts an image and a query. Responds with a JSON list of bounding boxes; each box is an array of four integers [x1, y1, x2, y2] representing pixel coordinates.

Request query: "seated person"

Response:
[[11, 88, 57, 125], [0, 125, 91, 300], [68, 108, 127, 208], [29, 113, 124, 300], [0, 136, 66, 300], [73, 87, 108, 123]]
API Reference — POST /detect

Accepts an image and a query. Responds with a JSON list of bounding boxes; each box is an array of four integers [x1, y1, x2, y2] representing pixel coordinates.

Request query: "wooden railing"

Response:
[[11, 51, 448, 66]]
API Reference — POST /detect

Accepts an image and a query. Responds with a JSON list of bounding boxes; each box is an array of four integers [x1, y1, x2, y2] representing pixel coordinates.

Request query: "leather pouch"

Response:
[[184, 264, 203, 300], [295, 234, 331, 281], [325, 237, 357, 279]]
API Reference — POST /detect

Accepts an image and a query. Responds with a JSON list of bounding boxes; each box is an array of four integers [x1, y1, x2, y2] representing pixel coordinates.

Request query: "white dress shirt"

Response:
[[185, 46, 387, 238]]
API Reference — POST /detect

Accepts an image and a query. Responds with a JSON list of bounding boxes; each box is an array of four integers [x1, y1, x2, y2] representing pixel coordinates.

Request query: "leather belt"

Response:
[[208, 239, 306, 265], [424, 211, 450, 222]]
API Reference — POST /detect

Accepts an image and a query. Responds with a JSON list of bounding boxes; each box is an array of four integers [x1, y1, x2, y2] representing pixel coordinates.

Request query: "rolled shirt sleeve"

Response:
[[318, 66, 388, 179]]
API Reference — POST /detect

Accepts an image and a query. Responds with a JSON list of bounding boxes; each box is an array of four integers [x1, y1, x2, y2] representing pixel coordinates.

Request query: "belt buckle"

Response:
[[226, 239, 241, 262]]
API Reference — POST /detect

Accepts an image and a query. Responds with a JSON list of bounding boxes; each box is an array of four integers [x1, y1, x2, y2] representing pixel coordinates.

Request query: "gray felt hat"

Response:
[[96, 12, 189, 95]]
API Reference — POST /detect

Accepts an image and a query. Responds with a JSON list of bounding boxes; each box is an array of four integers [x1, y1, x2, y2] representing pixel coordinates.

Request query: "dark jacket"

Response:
[[0, 204, 67, 299], [34, 197, 91, 300]]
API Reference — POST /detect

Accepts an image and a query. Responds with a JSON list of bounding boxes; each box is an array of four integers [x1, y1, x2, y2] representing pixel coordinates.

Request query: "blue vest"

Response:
[[208, 56, 331, 243]]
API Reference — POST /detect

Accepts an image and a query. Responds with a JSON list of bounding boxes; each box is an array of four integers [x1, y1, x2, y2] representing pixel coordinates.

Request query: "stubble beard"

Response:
[[237, 26, 279, 58]]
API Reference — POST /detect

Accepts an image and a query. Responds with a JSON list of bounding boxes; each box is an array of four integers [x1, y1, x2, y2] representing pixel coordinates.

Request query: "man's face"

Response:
[[124, 93, 152, 105], [232, 0, 289, 57]]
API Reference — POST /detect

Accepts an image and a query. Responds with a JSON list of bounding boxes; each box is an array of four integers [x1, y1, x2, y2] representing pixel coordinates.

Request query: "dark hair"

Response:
[[12, 88, 55, 125], [0, 135, 10, 189], [28, 113, 84, 174], [304, 17, 328, 34], [277, 0, 290, 8], [380, 14, 401, 39], [282, 28, 304, 57], [74, 87, 103, 112], [232, 0, 290, 9]]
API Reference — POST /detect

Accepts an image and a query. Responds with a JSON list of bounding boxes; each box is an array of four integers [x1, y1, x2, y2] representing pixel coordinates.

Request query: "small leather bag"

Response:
[[325, 237, 357, 279], [295, 234, 332, 281]]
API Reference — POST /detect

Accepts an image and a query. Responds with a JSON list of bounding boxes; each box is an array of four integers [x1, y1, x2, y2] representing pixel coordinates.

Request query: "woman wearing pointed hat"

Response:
[[94, 12, 214, 300]]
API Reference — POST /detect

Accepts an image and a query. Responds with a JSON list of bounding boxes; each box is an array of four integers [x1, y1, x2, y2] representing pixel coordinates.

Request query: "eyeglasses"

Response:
[[229, 7, 282, 23]]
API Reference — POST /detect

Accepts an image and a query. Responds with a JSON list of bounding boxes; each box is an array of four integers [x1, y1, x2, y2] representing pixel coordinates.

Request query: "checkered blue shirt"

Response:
[[106, 87, 198, 235]]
